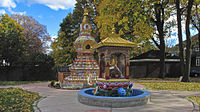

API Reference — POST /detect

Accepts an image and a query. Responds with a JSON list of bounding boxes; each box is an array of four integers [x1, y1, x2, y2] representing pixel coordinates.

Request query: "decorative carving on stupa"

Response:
[[63, 8, 99, 88]]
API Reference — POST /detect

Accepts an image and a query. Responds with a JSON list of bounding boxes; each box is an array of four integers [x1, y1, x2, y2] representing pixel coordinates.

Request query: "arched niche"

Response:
[[110, 53, 126, 78]]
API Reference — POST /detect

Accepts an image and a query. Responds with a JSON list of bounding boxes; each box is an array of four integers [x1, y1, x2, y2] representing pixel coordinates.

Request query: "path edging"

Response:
[[187, 98, 200, 112], [33, 95, 47, 112]]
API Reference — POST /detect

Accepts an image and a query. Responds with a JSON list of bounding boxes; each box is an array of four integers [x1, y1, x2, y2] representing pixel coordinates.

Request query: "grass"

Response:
[[0, 88, 41, 112], [132, 77, 200, 83], [137, 82, 200, 91], [132, 78, 200, 107], [131, 77, 200, 91], [0, 81, 46, 86], [188, 96, 200, 107]]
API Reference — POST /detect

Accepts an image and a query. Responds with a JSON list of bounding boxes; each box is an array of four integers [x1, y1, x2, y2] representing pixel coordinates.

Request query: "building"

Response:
[[130, 50, 181, 78], [169, 34, 200, 76], [191, 35, 200, 76]]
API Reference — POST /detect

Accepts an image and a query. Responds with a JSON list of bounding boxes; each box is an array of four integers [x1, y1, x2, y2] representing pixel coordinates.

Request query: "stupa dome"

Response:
[[74, 34, 96, 53]]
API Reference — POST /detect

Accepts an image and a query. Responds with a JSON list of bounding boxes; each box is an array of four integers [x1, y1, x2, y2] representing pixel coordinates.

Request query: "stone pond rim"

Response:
[[78, 88, 151, 108]]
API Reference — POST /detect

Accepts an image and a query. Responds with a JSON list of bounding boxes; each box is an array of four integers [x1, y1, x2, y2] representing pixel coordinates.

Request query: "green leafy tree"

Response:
[[95, 0, 155, 57], [52, 13, 76, 66], [52, 0, 99, 66], [0, 14, 28, 66], [26, 53, 55, 80]]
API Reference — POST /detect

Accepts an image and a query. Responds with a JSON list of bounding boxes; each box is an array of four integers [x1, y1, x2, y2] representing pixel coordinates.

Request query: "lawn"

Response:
[[0, 81, 46, 86], [133, 77, 200, 83], [132, 78, 200, 91], [0, 88, 41, 112], [132, 78, 200, 107], [188, 96, 200, 106], [137, 82, 200, 91]]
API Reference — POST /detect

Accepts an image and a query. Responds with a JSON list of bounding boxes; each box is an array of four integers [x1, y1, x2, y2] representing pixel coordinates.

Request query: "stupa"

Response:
[[62, 9, 99, 89]]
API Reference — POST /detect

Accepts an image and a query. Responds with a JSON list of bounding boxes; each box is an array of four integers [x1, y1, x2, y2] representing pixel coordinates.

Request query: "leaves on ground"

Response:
[[0, 88, 41, 112]]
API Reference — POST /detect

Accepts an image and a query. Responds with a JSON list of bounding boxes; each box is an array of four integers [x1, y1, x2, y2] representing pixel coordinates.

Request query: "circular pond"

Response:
[[78, 88, 151, 108]]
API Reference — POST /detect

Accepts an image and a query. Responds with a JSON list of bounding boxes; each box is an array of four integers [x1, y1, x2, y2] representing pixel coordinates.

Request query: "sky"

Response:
[[0, 0, 198, 49], [0, 0, 76, 40], [165, 12, 198, 47]]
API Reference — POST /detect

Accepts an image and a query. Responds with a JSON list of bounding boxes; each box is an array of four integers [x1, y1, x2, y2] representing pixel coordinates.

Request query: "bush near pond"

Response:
[[0, 88, 41, 112]]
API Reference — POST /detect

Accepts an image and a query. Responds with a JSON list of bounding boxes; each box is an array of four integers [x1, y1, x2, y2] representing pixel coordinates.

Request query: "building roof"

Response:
[[93, 36, 136, 49], [130, 59, 180, 62]]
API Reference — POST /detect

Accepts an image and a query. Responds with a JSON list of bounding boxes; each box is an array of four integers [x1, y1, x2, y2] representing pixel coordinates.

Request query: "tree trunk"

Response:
[[199, 32, 200, 50], [195, 3, 200, 50], [154, 4, 165, 78], [175, 0, 185, 77], [182, 0, 194, 82], [159, 36, 165, 78]]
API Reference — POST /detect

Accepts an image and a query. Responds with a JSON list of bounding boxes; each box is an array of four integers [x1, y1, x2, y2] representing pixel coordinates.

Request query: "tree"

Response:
[[183, 0, 194, 82], [0, 14, 28, 66], [96, 0, 174, 78], [145, 0, 173, 78], [191, 0, 200, 49], [11, 14, 51, 54], [175, 0, 185, 79], [52, 13, 76, 66], [52, 0, 99, 66], [95, 0, 155, 57], [25, 52, 55, 81]]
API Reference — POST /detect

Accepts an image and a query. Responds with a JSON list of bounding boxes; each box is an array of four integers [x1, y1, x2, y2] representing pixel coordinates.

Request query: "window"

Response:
[[192, 47, 199, 52], [196, 57, 200, 66], [195, 47, 199, 52]]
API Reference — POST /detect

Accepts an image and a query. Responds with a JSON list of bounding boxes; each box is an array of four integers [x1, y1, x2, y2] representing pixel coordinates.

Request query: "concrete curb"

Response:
[[78, 88, 151, 108], [187, 98, 200, 112], [33, 95, 47, 112]]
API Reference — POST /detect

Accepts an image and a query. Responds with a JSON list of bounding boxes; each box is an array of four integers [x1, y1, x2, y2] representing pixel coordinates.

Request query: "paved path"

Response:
[[1, 82, 199, 112]]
